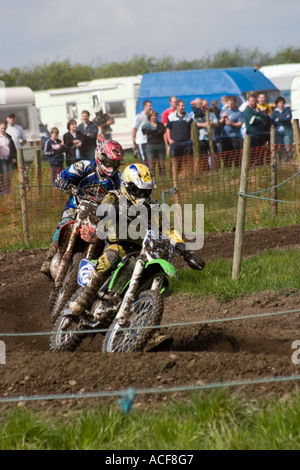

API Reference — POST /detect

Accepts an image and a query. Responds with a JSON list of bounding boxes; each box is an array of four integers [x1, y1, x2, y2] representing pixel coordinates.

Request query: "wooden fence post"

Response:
[[192, 121, 201, 174], [17, 148, 30, 245], [232, 135, 251, 280], [270, 125, 278, 217], [206, 109, 216, 170], [34, 147, 42, 196], [292, 119, 300, 168]]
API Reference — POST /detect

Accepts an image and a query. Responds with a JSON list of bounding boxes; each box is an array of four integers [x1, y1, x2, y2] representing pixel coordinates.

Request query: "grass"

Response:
[[171, 248, 300, 303], [1, 390, 300, 449]]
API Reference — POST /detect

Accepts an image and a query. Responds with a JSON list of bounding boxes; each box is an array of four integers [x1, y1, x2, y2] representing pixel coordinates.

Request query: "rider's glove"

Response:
[[55, 176, 69, 191], [175, 242, 205, 270]]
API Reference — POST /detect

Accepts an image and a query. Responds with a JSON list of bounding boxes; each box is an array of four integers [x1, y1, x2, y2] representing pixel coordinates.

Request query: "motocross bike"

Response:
[[49, 229, 180, 353], [48, 187, 104, 323]]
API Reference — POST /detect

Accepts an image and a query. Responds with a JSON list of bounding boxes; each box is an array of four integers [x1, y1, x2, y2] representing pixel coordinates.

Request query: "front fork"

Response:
[[114, 256, 146, 326], [54, 224, 79, 288], [151, 277, 164, 291]]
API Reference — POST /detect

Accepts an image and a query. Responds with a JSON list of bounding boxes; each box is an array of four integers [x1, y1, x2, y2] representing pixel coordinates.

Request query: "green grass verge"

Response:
[[1, 389, 300, 450], [171, 248, 300, 303]]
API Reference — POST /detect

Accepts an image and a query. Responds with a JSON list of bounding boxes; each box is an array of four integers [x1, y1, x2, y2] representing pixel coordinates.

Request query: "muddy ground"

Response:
[[1, 225, 300, 412]]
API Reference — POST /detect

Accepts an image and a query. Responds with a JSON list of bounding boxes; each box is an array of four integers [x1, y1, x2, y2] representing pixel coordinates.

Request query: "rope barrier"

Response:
[[238, 192, 300, 204], [1, 374, 300, 406], [1, 307, 300, 338], [247, 169, 300, 195]]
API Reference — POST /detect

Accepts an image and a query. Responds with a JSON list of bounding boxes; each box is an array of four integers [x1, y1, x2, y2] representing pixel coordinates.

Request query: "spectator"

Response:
[[195, 99, 219, 169], [0, 121, 17, 194], [243, 93, 268, 166], [243, 93, 268, 147], [142, 110, 166, 177], [219, 96, 243, 167], [63, 120, 84, 167], [44, 127, 65, 185], [210, 99, 222, 152], [132, 100, 152, 165], [6, 113, 27, 151], [271, 96, 294, 163], [94, 108, 115, 141], [166, 99, 193, 158], [161, 96, 178, 153], [77, 110, 98, 161], [257, 92, 272, 145], [210, 99, 221, 119], [220, 96, 229, 113], [161, 96, 178, 126], [191, 98, 204, 119]]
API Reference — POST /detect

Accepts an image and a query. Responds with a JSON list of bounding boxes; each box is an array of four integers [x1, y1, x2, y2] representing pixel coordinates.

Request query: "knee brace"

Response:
[[96, 244, 126, 275]]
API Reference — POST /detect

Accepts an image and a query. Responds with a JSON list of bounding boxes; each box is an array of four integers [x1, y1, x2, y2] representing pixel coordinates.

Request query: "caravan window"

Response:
[[66, 102, 78, 120], [0, 107, 30, 130], [104, 100, 126, 118]]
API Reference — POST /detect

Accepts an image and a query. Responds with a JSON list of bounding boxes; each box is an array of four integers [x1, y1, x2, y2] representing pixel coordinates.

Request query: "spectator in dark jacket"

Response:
[[271, 96, 294, 162], [44, 127, 65, 185], [63, 119, 84, 166], [142, 110, 166, 176], [243, 93, 268, 165], [243, 93, 268, 147], [0, 121, 17, 194], [77, 110, 98, 161]]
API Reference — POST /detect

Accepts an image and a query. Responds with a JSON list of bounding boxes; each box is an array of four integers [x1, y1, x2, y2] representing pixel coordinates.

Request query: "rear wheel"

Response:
[[48, 252, 84, 323], [103, 290, 164, 353]]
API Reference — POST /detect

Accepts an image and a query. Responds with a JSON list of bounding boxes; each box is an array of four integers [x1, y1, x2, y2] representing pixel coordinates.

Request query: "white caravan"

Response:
[[260, 63, 300, 107], [0, 86, 41, 162], [34, 76, 142, 150], [291, 76, 300, 120]]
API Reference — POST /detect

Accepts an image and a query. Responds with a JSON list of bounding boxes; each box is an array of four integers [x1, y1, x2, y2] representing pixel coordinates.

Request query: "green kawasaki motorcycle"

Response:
[[49, 228, 179, 353]]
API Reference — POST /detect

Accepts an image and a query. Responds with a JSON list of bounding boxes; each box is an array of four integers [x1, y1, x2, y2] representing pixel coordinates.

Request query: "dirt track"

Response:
[[1, 225, 300, 411]]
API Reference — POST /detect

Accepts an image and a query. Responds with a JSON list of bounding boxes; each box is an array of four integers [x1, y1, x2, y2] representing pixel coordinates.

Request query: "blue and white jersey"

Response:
[[57, 160, 121, 210]]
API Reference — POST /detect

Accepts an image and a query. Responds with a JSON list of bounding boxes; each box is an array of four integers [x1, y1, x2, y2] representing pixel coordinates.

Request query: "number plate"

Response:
[[77, 259, 97, 287]]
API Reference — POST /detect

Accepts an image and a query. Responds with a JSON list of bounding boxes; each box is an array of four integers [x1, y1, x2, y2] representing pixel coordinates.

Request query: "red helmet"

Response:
[[95, 140, 123, 177]]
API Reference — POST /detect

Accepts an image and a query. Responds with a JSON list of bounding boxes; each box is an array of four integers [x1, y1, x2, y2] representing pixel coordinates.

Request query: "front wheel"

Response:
[[103, 290, 164, 353], [49, 288, 86, 352], [48, 252, 84, 323]]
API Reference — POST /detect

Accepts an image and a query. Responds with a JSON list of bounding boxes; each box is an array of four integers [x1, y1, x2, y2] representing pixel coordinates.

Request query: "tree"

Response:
[[0, 46, 298, 91]]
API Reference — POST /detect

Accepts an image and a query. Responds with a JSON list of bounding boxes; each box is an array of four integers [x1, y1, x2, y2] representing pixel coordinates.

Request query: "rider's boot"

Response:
[[40, 240, 58, 279], [69, 269, 105, 316]]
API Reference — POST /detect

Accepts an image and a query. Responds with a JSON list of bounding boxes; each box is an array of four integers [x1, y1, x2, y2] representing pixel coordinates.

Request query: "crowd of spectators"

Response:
[[132, 92, 295, 174], [42, 109, 115, 185], [0, 90, 295, 194]]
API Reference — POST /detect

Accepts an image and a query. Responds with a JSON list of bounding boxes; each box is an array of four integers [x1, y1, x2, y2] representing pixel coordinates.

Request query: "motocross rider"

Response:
[[69, 163, 205, 317], [40, 139, 124, 278]]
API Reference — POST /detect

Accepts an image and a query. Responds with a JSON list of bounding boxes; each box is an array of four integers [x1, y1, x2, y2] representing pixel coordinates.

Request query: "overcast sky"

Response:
[[3, 0, 299, 70]]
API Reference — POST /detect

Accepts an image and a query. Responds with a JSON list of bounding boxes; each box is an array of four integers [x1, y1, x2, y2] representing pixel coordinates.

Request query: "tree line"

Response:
[[1, 46, 300, 91]]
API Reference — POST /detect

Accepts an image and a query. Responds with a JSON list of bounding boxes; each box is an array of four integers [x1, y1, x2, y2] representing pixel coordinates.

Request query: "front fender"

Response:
[[145, 259, 177, 278]]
